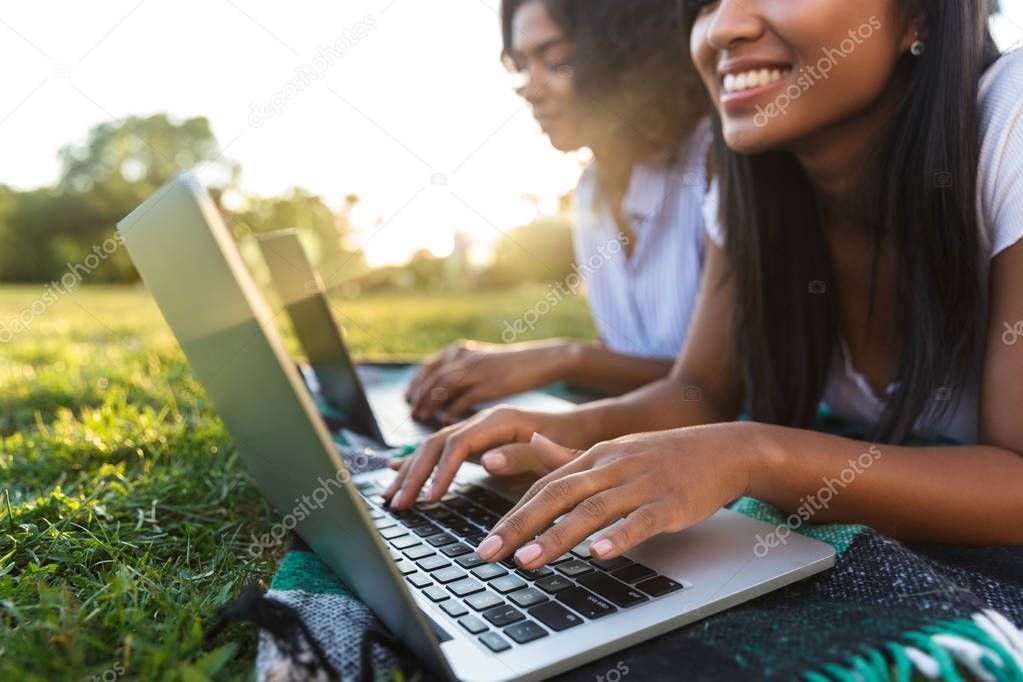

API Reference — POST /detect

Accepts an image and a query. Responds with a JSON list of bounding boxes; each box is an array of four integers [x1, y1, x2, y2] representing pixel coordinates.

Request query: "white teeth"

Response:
[[722, 67, 788, 94]]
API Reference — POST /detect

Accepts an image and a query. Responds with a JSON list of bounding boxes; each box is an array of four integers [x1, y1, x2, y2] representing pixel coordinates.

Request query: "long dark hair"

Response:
[[682, 0, 1001, 442], [502, 0, 707, 194]]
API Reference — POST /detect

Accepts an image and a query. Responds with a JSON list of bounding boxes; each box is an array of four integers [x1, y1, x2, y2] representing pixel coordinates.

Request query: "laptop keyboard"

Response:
[[355, 479, 685, 654]]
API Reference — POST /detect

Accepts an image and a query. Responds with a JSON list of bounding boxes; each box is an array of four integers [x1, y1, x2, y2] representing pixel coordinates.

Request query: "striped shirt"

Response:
[[572, 119, 712, 360]]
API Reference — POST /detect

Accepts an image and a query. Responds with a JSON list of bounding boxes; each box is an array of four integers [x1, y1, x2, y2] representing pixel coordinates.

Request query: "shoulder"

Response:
[[978, 49, 1023, 258]]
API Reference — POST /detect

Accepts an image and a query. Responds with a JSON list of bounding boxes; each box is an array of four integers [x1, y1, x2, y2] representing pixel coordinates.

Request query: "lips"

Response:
[[714, 58, 794, 109]]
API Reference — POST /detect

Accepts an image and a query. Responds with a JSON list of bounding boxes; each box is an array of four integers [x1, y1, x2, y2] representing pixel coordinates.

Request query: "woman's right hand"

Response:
[[382, 406, 582, 510]]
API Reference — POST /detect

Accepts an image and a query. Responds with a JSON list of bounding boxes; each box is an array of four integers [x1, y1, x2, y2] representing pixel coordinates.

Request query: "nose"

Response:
[[706, 0, 764, 51], [520, 65, 549, 105]]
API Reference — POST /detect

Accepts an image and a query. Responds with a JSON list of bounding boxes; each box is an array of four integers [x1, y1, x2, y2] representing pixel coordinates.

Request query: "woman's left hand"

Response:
[[473, 423, 759, 568]]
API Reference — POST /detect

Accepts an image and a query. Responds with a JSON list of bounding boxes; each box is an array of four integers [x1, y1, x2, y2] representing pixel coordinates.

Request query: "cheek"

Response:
[[689, 19, 719, 96], [725, 15, 900, 153]]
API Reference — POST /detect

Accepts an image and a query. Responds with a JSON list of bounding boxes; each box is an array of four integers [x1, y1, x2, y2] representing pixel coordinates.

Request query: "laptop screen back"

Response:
[[255, 230, 384, 444]]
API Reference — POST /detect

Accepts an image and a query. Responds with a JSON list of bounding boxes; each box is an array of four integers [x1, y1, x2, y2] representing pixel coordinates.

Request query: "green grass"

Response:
[[0, 283, 595, 680]]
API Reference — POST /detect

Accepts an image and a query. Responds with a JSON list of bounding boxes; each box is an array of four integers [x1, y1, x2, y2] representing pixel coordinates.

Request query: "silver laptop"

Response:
[[253, 228, 573, 448], [118, 173, 835, 682]]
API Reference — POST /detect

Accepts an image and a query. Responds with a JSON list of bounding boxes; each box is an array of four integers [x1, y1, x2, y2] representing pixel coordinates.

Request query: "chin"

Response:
[[720, 117, 792, 156], [545, 129, 583, 152]]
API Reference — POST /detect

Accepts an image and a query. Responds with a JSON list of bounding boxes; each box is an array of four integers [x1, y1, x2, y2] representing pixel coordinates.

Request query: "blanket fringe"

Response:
[[803, 610, 1023, 682]]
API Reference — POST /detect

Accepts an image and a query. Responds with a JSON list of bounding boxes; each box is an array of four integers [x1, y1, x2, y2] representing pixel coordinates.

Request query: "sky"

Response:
[[1, 1, 1022, 266]]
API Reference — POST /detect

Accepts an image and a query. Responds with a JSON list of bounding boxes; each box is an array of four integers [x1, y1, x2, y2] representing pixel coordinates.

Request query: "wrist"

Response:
[[555, 340, 586, 381], [726, 421, 790, 500]]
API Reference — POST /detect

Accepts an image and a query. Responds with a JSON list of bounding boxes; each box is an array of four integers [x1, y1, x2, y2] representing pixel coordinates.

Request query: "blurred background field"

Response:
[[0, 284, 595, 680]]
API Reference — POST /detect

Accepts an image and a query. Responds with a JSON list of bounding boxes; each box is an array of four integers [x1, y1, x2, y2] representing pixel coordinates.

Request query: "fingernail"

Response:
[[590, 538, 614, 558], [476, 535, 503, 560], [530, 432, 553, 446], [390, 491, 404, 509], [480, 451, 507, 471], [514, 542, 542, 565]]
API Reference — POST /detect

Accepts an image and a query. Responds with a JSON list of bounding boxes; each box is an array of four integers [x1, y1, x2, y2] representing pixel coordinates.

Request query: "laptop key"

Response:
[[404, 545, 436, 561], [589, 556, 633, 572], [508, 588, 548, 609], [388, 548, 402, 561], [491, 575, 527, 594], [466, 532, 489, 546], [390, 536, 422, 550], [548, 554, 572, 565], [412, 523, 443, 537], [374, 517, 397, 529], [394, 560, 417, 575], [407, 573, 433, 589], [440, 543, 473, 558], [556, 586, 617, 619], [528, 601, 583, 631], [636, 575, 684, 597], [517, 567, 553, 581], [450, 522, 479, 537], [448, 578, 485, 597], [478, 632, 511, 653], [503, 620, 548, 644], [569, 541, 593, 559], [440, 600, 468, 618], [483, 604, 525, 627], [465, 591, 503, 612], [416, 555, 451, 572], [432, 567, 466, 584], [458, 615, 488, 635], [555, 560, 593, 578], [471, 564, 508, 581], [400, 514, 431, 529], [611, 563, 656, 584], [379, 526, 408, 540], [423, 586, 449, 602], [535, 575, 573, 593], [455, 552, 487, 569], [427, 533, 458, 547], [575, 572, 648, 608]]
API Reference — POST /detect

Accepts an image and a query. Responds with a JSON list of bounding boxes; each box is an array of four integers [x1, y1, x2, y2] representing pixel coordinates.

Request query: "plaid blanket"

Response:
[[208, 373, 1023, 681]]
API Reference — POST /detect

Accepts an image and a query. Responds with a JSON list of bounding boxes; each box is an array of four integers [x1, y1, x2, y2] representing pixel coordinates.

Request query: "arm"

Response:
[[405, 337, 671, 423], [385, 243, 745, 507], [566, 239, 746, 443], [470, 240, 1023, 566], [559, 341, 673, 396]]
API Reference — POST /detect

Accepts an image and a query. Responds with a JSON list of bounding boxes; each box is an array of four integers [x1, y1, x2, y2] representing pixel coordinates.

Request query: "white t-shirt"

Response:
[[573, 119, 712, 359], [701, 50, 1023, 443]]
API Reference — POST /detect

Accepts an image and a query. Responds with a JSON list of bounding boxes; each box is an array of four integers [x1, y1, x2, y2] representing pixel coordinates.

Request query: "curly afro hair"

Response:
[[501, 0, 708, 170]]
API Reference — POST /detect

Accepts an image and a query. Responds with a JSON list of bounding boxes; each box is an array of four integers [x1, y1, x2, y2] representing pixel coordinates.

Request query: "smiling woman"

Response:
[[401, 0, 714, 429], [384, 0, 1023, 560]]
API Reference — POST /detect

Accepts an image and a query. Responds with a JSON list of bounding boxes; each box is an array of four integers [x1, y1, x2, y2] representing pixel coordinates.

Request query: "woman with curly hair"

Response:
[[406, 0, 710, 429]]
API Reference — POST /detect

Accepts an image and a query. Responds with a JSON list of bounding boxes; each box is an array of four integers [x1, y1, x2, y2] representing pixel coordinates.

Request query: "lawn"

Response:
[[0, 283, 596, 681]]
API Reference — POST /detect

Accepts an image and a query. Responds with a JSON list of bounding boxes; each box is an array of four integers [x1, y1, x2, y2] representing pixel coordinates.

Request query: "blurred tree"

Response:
[[0, 114, 239, 282], [484, 215, 574, 287]]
